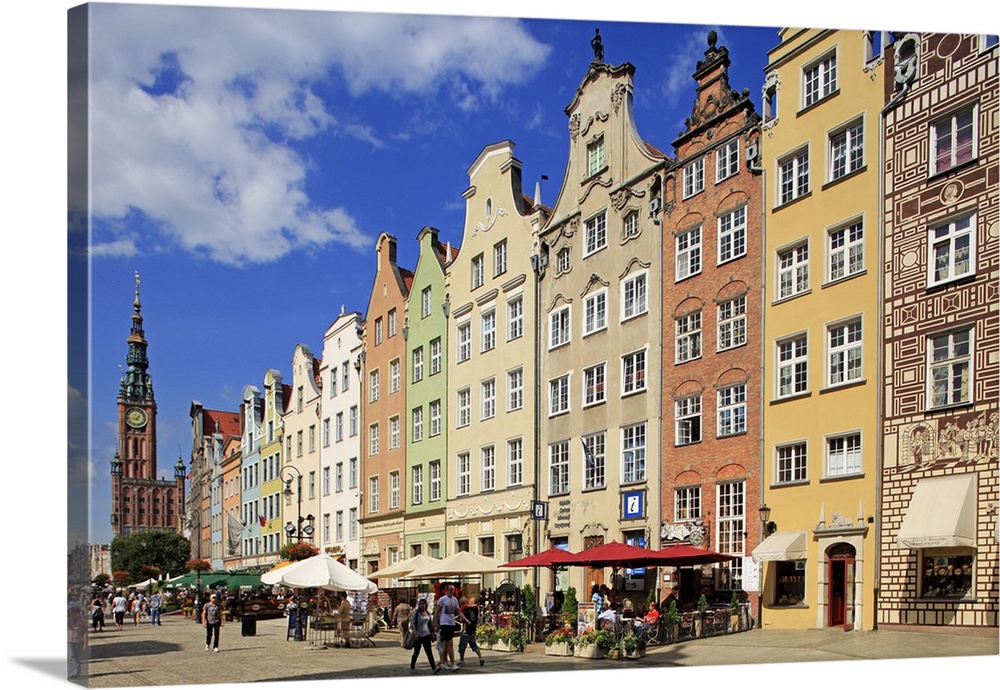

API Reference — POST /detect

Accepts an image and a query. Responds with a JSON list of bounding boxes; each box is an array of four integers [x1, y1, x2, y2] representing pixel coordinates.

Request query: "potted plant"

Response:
[[618, 630, 645, 659], [696, 593, 708, 637], [544, 625, 576, 656], [573, 628, 603, 658], [730, 592, 741, 632], [476, 623, 498, 650], [560, 586, 578, 626], [494, 627, 526, 653], [666, 599, 682, 642]]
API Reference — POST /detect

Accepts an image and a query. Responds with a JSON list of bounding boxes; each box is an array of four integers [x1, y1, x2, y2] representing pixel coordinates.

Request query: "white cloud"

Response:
[[87, 5, 551, 266]]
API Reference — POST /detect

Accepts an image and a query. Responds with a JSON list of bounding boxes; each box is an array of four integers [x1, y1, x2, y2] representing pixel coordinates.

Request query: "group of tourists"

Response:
[[395, 583, 486, 674], [90, 589, 165, 632]]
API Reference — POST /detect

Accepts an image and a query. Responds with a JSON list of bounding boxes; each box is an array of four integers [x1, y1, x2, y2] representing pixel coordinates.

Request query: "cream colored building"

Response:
[[281, 344, 323, 548]]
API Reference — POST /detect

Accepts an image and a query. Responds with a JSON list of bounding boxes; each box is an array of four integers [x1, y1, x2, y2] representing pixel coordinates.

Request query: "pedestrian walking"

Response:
[[433, 582, 468, 671], [457, 595, 484, 667], [393, 598, 412, 648], [148, 591, 163, 626], [336, 593, 352, 648], [112, 591, 128, 631], [202, 592, 223, 652], [408, 598, 438, 674], [90, 597, 106, 632]]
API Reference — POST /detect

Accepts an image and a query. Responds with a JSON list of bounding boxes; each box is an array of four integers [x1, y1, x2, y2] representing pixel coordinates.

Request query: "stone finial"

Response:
[[708, 30, 718, 49]]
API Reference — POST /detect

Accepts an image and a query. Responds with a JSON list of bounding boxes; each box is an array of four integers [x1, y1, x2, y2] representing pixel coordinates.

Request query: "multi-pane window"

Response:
[[481, 445, 496, 492], [829, 221, 864, 281], [335, 462, 343, 493], [507, 438, 523, 486], [507, 368, 524, 411], [421, 286, 432, 319], [341, 362, 350, 392], [481, 310, 496, 352], [389, 417, 399, 450], [412, 347, 424, 383], [587, 136, 606, 176], [683, 158, 705, 198], [348, 406, 358, 437], [828, 319, 863, 387], [322, 418, 330, 447], [622, 272, 648, 319], [622, 210, 639, 239], [676, 311, 702, 363], [507, 296, 523, 341], [369, 423, 380, 455], [389, 359, 400, 394], [481, 378, 496, 420], [716, 139, 739, 182], [777, 334, 809, 398], [457, 322, 471, 363], [585, 211, 608, 256], [827, 433, 862, 477], [457, 388, 471, 427], [718, 206, 747, 263], [676, 226, 702, 279], [556, 247, 571, 274], [429, 460, 441, 502], [550, 307, 571, 348], [494, 240, 507, 277], [349, 507, 358, 540], [389, 471, 400, 510], [549, 441, 570, 495], [429, 337, 442, 375], [716, 481, 745, 589], [457, 452, 471, 496], [830, 120, 864, 180], [929, 329, 972, 408], [369, 476, 380, 513], [412, 465, 423, 505], [778, 149, 809, 205], [622, 349, 647, 394], [777, 443, 808, 483], [584, 363, 607, 406], [348, 457, 357, 488], [931, 106, 976, 175], [329, 369, 338, 398], [388, 308, 397, 337], [374, 318, 383, 346], [929, 215, 975, 286], [549, 375, 570, 415], [322, 466, 330, 495], [778, 242, 810, 299], [335, 511, 344, 542], [622, 422, 646, 483], [803, 52, 837, 107], [718, 296, 747, 351], [717, 383, 747, 437], [583, 432, 606, 490], [471, 254, 485, 290], [675, 485, 702, 521], [369, 369, 380, 403], [675, 395, 702, 445], [584, 291, 607, 335], [411, 407, 423, 442], [429, 399, 441, 436]]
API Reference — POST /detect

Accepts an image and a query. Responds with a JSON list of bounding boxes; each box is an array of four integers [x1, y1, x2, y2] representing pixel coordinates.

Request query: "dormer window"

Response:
[[587, 136, 606, 177]]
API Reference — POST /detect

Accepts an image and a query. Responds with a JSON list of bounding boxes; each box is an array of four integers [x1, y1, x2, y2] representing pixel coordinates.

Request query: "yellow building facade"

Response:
[[756, 29, 883, 630]]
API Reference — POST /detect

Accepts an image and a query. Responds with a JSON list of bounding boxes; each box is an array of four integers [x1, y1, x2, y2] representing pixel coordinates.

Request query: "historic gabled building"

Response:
[[660, 32, 763, 607], [110, 273, 186, 538], [878, 31, 998, 629], [404, 227, 456, 569], [755, 28, 884, 630], [238, 384, 265, 567], [320, 309, 364, 570], [359, 232, 413, 576], [445, 141, 547, 590], [220, 433, 243, 570], [281, 344, 323, 548], [536, 35, 668, 597], [258, 369, 291, 562], [188, 402, 240, 563]]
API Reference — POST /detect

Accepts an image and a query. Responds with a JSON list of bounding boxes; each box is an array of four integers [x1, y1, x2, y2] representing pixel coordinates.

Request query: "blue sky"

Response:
[[5, 2, 997, 690]]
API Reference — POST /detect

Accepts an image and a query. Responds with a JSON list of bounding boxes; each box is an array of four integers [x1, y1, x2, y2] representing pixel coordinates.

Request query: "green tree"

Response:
[[110, 530, 191, 582], [93, 573, 111, 588]]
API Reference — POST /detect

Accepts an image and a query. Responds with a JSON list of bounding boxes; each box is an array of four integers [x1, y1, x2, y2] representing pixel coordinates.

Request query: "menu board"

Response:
[[577, 602, 596, 635]]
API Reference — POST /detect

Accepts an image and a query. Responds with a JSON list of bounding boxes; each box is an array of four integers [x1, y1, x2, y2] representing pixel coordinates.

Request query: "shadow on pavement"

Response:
[[88, 640, 182, 660], [11, 658, 65, 681]]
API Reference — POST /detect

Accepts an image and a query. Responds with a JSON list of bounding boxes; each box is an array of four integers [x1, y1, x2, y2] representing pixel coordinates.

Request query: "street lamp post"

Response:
[[281, 464, 315, 544], [757, 504, 776, 629]]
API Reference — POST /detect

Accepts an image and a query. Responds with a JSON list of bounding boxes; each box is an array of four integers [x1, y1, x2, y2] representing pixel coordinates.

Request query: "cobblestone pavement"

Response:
[[77, 614, 998, 687]]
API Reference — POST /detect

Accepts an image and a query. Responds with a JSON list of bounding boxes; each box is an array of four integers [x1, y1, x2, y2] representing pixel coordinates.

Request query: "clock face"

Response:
[[126, 407, 148, 429]]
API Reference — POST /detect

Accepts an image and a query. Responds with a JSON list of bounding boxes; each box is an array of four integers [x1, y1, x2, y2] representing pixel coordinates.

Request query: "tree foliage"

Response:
[[110, 530, 191, 583], [93, 573, 111, 588]]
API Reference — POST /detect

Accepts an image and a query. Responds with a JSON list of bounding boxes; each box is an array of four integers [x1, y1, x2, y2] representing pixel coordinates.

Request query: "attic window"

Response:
[[587, 136, 606, 177], [486, 198, 493, 218]]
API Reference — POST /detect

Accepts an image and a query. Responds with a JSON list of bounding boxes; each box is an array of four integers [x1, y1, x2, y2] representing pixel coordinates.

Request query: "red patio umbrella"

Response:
[[655, 544, 739, 567], [500, 547, 579, 570], [558, 541, 670, 569]]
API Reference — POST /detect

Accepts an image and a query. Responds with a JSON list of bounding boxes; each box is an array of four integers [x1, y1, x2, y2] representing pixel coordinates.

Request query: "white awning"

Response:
[[896, 474, 977, 549], [751, 531, 808, 561]]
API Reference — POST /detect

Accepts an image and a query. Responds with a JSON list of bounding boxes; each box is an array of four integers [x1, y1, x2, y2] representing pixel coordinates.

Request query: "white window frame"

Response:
[[389, 415, 400, 450], [507, 438, 523, 487], [931, 105, 977, 175], [718, 205, 747, 264], [583, 362, 607, 407], [388, 308, 397, 337], [716, 139, 740, 182], [675, 311, 702, 363], [507, 296, 523, 341], [584, 210, 608, 257], [717, 383, 747, 437], [335, 510, 344, 541], [429, 460, 441, 502], [622, 349, 647, 395], [715, 481, 745, 589], [621, 422, 647, 484], [429, 399, 441, 437], [549, 374, 570, 416], [826, 431, 862, 478], [457, 322, 471, 363], [335, 462, 343, 493], [412, 347, 424, 383], [828, 219, 865, 282], [481, 377, 496, 420], [777, 333, 809, 398], [778, 148, 809, 205], [803, 50, 837, 107], [369, 423, 380, 456], [621, 271, 648, 321], [829, 118, 864, 181], [494, 239, 508, 277], [369, 476, 380, 514], [369, 368, 380, 403], [411, 407, 423, 442], [374, 318, 383, 346], [348, 406, 358, 437], [429, 337, 442, 375], [481, 445, 496, 492], [583, 290, 607, 335], [676, 226, 702, 280], [587, 136, 606, 177], [777, 241, 810, 300], [507, 367, 524, 412], [471, 254, 485, 290], [556, 247, 571, 274], [928, 214, 976, 287], [717, 295, 747, 351], [675, 395, 702, 446], [348, 457, 357, 488], [683, 158, 705, 198], [457, 452, 471, 496], [349, 508, 358, 540], [583, 431, 606, 491], [675, 485, 702, 521], [389, 471, 400, 510], [928, 328, 973, 408], [622, 210, 639, 239], [776, 442, 808, 484], [457, 388, 471, 428], [389, 358, 400, 394], [827, 317, 864, 388], [421, 286, 432, 318], [549, 306, 571, 349], [412, 465, 424, 505], [548, 440, 570, 496], [481, 310, 496, 352]]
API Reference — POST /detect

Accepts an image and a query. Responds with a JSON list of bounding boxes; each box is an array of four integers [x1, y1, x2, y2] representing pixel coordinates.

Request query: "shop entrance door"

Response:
[[584, 535, 605, 591], [827, 543, 856, 630]]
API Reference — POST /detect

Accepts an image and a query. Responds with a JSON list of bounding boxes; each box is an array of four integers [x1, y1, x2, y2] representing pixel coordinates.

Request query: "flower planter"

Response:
[[574, 643, 605, 659], [544, 642, 573, 656], [492, 639, 520, 653], [622, 649, 645, 660]]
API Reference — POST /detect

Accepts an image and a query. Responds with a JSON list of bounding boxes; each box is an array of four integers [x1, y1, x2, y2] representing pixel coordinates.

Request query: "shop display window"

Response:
[[921, 551, 973, 598], [774, 560, 805, 606]]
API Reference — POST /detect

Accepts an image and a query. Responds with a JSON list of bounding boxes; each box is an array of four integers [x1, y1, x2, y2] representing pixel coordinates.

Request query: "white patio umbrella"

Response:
[[260, 561, 294, 586], [402, 551, 524, 579], [374, 554, 442, 581], [127, 577, 158, 589], [271, 553, 379, 593]]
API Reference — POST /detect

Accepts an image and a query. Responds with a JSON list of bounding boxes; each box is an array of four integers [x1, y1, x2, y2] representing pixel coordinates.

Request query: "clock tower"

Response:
[[110, 273, 187, 538]]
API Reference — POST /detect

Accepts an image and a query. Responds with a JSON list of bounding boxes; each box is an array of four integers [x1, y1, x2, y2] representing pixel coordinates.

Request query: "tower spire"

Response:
[[120, 271, 154, 401]]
